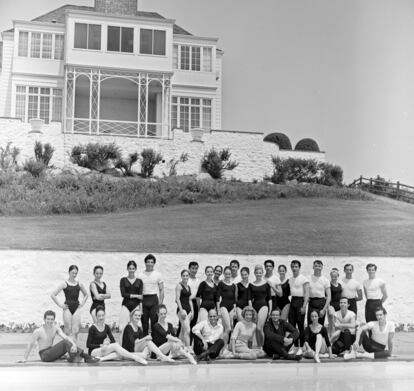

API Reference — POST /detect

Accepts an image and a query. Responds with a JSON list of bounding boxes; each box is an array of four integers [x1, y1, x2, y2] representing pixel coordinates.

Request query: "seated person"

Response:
[[263, 308, 302, 361], [230, 306, 266, 360], [330, 297, 356, 355], [121, 308, 174, 362], [192, 309, 225, 362], [303, 310, 335, 363], [345, 307, 394, 360], [86, 306, 147, 364], [21, 310, 97, 363]]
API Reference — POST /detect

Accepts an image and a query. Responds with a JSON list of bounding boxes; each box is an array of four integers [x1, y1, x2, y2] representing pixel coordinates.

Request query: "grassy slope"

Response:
[[1, 196, 414, 256]]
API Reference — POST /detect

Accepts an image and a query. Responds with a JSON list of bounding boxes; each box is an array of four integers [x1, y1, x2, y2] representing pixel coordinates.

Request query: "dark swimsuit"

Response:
[[276, 279, 291, 310], [217, 281, 236, 312], [330, 283, 342, 311], [151, 322, 176, 347], [90, 281, 107, 313], [86, 324, 115, 355], [196, 281, 217, 311], [249, 283, 271, 313], [63, 282, 80, 315], [120, 277, 143, 312], [177, 283, 192, 314], [236, 282, 250, 309], [122, 324, 144, 352]]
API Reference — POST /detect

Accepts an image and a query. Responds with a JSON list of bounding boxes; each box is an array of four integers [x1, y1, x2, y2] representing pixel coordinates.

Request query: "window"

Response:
[[140, 29, 165, 55], [175, 45, 213, 72], [107, 26, 133, 53], [15, 86, 26, 120], [173, 45, 178, 69], [18, 31, 29, 57], [54, 34, 64, 60], [42, 33, 52, 59], [52, 89, 62, 122], [203, 47, 212, 72], [172, 97, 212, 131], [30, 32, 41, 58], [191, 47, 200, 71], [19, 31, 64, 59], [180, 46, 190, 70], [74, 23, 101, 50]]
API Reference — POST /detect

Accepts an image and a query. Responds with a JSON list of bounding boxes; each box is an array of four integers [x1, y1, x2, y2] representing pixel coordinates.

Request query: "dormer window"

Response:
[[107, 26, 133, 53], [74, 23, 101, 50], [140, 29, 166, 55], [173, 45, 212, 72]]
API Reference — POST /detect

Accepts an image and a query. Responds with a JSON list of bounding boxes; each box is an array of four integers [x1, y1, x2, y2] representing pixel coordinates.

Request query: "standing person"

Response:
[[119, 260, 143, 332], [328, 268, 342, 335], [308, 260, 331, 326], [231, 307, 266, 359], [51, 265, 88, 343], [187, 261, 201, 343], [175, 269, 194, 347], [345, 307, 394, 360], [248, 264, 272, 347], [303, 310, 335, 363], [213, 265, 223, 286], [264, 259, 282, 313], [192, 309, 225, 362], [230, 259, 241, 284], [21, 310, 97, 363], [263, 308, 302, 361], [196, 266, 218, 323], [288, 260, 309, 356], [341, 264, 363, 315], [331, 298, 356, 356], [363, 263, 388, 323], [138, 254, 164, 336], [236, 267, 251, 321], [216, 266, 237, 344], [90, 265, 111, 323], [277, 264, 291, 321]]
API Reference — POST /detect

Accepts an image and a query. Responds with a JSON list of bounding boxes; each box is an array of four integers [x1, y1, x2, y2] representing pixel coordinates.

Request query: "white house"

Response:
[[0, 0, 222, 138]]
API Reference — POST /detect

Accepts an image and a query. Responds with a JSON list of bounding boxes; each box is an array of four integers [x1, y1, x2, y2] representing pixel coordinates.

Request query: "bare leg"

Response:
[[63, 309, 73, 341], [179, 314, 191, 347], [71, 309, 81, 343], [281, 304, 290, 321], [145, 341, 175, 362], [220, 307, 231, 345], [256, 307, 268, 347], [236, 307, 243, 322], [314, 334, 323, 363], [90, 309, 97, 324], [198, 308, 208, 323]]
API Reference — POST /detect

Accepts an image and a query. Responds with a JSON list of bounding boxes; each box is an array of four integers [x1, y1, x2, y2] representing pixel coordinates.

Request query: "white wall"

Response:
[[0, 34, 14, 117]]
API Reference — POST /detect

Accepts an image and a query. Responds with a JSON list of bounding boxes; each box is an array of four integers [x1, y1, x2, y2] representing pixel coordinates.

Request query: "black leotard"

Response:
[[276, 279, 291, 310], [249, 283, 271, 313], [86, 324, 115, 355], [304, 325, 331, 350], [63, 282, 80, 315], [236, 282, 250, 309], [196, 281, 217, 311], [90, 281, 107, 313], [151, 322, 176, 347], [177, 283, 192, 314], [217, 281, 236, 312], [122, 324, 144, 352], [330, 283, 342, 311], [120, 277, 143, 312]]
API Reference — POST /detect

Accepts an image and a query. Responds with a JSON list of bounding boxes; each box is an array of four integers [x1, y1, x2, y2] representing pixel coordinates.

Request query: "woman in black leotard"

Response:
[[51, 265, 88, 343], [216, 266, 237, 344], [175, 269, 194, 347], [196, 266, 217, 323], [119, 260, 143, 332], [328, 268, 343, 335], [90, 265, 111, 323], [236, 267, 251, 321], [248, 264, 272, 347], [277, 264, 291, 321], [86, 306, 146, 364], [213, 265, 223, 286]]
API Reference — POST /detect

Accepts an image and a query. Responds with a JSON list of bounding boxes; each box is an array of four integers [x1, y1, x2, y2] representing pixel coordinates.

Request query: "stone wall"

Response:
[[94, 0, 138, 15]]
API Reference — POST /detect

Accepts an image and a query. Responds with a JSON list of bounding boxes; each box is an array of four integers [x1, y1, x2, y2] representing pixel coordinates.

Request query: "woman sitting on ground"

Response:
[[230, 306, 266, 360], [86, 306, 147, 364], [121, 308, 174, 363], [303, 310, 335, 363], [151, 304, 197, 365]]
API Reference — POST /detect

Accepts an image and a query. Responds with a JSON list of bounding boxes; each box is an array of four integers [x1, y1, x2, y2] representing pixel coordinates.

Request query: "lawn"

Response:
[[1, 196, 413, 256]]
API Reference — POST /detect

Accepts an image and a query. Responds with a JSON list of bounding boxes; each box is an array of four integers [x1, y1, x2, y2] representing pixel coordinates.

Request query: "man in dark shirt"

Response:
[[263, 308, 302, 360]]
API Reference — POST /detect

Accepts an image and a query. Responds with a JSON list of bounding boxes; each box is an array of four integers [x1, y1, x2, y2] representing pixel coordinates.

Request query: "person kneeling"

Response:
[[231, 306, 266, 360], [263, 308, 302, 361], [345, 307, 394, 360], [192, 309, 224, 362]]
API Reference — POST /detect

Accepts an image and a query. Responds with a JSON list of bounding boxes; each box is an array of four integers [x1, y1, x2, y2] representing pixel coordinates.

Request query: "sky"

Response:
[[1, 0, 414, 184]]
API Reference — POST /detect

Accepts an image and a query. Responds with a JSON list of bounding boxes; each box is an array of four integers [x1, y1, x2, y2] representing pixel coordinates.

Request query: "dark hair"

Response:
[[291, 260, 301, 268], [43, 310, 56, 320], [375, 306, 386, 315], [127, 260, 137, 269], [230, 259, 240, 268], [344, 263, 354, 271], [181, 269, 189, 276], [339, 297, 349, 302], [214, 265, 223, 272], [158, 304, 167, 313], [271, 308, 281, 315], [223, 266, 231, 274], [366, 263, 377, 271], [205, 265, 214, 273], [240, 267, 250, 274], [278, 264, 287, 272], [95, 305, 105, 315], [313, 259, 323, 266], [68, 265, 78, 272], [144, 254, 156, 264], [309, 309, 319, 317], [93, 265, 103, 274], [264, 259, 275, 268], [188, 261, 199, 269]]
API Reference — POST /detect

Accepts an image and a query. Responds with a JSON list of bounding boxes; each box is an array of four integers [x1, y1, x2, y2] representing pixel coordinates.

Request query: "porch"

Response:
[[64, 67, 172, 138]]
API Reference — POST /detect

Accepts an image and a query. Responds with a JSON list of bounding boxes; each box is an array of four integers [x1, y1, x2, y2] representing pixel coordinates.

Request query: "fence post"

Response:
[[369, 178, 373, 191], [396, 182, 400, 200]]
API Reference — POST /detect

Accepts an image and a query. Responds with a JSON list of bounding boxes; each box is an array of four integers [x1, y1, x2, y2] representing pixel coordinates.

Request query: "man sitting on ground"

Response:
[[330, 297, 356, 356], [192, 309, 224, 362], [21, 310, 97, 363]]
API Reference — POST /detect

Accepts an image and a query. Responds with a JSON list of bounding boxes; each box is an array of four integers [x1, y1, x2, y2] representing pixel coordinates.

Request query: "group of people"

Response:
[[22, 255, 395, 365]]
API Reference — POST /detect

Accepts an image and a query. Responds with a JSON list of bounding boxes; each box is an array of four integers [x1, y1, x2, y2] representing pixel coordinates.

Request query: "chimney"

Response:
[[94, 0, 138, 16]]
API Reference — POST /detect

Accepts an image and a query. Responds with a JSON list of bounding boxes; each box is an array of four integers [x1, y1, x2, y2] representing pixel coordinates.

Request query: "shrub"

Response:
[[263, 133, 292, 150], [34, 141, 54, 167], [168, 152, 189, 176], [70, 143, 120, 172], [201, 148, 239, 179], [0, 142, 20, 171], [115, 152, 139, 177], [295, 138, 320, 152], [23, 158, 46, 177], [140, 148, 163, 178], [318, 163, 343, 186]]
